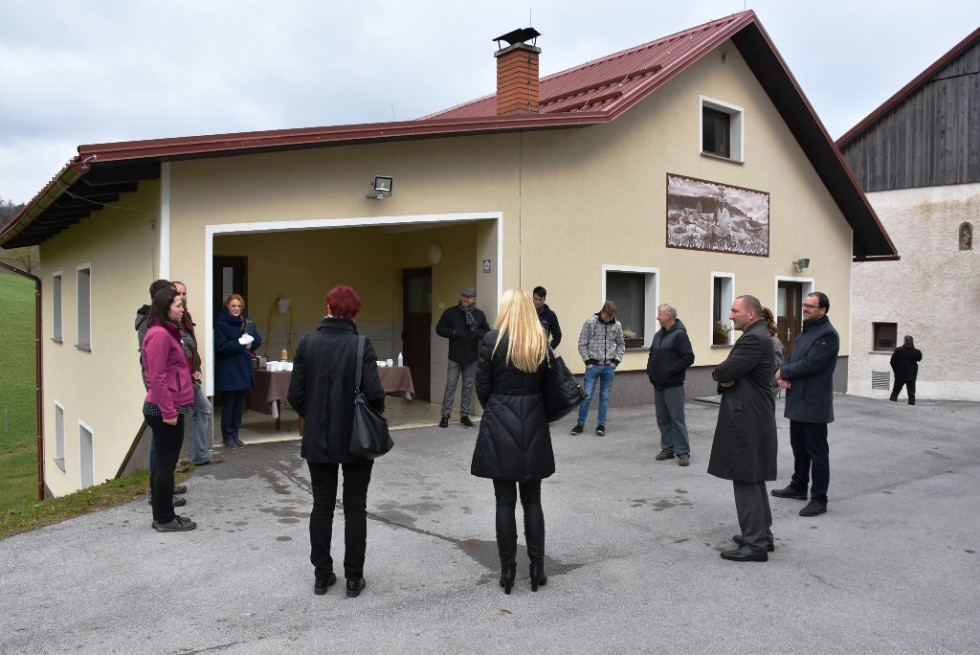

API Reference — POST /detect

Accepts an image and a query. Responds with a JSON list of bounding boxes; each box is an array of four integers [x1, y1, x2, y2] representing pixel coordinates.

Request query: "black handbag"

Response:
[[349, 336, 394, 459], [543, 347, 587, 422]]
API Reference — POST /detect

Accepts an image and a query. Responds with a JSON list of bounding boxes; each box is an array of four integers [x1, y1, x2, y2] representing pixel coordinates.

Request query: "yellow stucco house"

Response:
[[0, 11, 896, 497]]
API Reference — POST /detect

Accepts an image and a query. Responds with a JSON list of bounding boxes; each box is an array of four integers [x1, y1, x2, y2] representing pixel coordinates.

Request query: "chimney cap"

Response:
[[493, 27, 541, 49]]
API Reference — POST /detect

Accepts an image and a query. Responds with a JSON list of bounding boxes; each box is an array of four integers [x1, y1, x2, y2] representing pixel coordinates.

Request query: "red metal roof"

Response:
[[426, 13, 751, 120], [0, 10, 896, 259]]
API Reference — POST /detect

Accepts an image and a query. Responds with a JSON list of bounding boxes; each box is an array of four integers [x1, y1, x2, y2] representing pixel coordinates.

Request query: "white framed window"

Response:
[[54, 402, 65, 472], [76, 265, 91, 351], [602, 265, 658, 348], [711, 273, 734, 345], [79, 421, 94, 489], [52, 272, 63, 343], [701, 96, 744, 163]]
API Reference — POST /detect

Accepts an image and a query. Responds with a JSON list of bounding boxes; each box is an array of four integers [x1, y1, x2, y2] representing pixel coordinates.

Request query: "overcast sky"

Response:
[[1, 0, 978, 204]]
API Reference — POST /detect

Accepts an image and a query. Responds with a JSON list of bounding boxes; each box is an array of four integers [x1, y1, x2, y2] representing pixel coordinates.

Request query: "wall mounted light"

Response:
[[368, 175, 394, 199], [794, 258, 810, 273], [427, 243, 443, 264]]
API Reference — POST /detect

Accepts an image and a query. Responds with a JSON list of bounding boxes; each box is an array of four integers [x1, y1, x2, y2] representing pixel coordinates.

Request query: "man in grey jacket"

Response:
[[646, 304, 695, 466], [572, 301, 626, 437]]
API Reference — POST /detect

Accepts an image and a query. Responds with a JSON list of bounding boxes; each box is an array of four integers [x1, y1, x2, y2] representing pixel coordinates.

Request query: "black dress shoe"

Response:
[[460, 416, 474, 427], [346, 578, 366, 598], [314, 572, 337, 596], [799, 500, 827, 516], [720, 545, 768, 562], [733, 534, 775, 552], [439, 416, 449, 428], [771, 485, 808, 500]]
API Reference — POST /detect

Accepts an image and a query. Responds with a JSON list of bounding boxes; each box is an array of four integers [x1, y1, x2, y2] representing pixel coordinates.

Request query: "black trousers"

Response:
[[145, 413, 185, 524], [492, 479, 545, 564], [308, 460, 373, 582], [890, 378, 916, 405], [789, 421, 830, 502]]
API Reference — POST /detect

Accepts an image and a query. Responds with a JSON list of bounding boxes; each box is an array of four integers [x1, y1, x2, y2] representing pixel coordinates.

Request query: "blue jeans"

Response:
[[441, 360, 477, 418], [655, 386, 690, 456], [189, 382, 213, 464], [576, 364, 616, 427]]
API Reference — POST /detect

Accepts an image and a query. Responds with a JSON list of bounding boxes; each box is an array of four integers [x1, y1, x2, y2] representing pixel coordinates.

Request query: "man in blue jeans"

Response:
[[571, 301, 625, 437]]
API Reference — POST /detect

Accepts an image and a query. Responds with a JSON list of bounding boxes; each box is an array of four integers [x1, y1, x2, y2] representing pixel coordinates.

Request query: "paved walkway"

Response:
[[2, 394, 978, 654]]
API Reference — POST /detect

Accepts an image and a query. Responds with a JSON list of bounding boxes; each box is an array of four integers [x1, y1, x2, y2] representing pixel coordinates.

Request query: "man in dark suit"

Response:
[[708, 295, 777, 562], [890, 335, 922, 405], [773, 291, 840, 517]]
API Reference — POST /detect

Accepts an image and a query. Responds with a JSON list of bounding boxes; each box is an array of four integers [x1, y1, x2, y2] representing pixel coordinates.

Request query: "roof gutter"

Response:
[[0, 260, 45, 501], [0, 163, 88, 249]]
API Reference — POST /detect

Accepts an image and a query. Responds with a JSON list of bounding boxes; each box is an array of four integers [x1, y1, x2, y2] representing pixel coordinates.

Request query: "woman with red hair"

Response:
[[288, 285, 386, 598], [214, 293, 262, 448]]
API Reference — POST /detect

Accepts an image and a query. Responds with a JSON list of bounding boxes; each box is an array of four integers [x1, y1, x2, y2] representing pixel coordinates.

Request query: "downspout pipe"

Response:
[[0, 260, 44, 501]]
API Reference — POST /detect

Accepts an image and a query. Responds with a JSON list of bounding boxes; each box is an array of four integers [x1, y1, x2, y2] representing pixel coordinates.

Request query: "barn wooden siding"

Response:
[[840, 41, 980, 192]]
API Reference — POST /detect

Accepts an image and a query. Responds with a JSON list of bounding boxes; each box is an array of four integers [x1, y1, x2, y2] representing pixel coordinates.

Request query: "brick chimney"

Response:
[[494, 29, 541, 115]]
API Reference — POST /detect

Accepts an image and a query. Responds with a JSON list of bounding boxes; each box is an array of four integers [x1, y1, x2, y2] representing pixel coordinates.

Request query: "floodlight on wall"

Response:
[[794, 258, 810, 273], [368, 175, 394, 199]]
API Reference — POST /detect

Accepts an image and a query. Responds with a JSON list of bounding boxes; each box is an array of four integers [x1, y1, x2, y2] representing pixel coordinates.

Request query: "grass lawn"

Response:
[[0, 272, 38, 513]]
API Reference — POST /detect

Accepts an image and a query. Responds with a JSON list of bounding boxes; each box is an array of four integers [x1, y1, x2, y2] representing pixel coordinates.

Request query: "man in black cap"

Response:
[[435, 286, 489, 427]]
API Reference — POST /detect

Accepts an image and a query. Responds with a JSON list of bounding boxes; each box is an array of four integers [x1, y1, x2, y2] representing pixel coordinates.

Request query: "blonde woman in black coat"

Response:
[[471, 289, 555, 594]]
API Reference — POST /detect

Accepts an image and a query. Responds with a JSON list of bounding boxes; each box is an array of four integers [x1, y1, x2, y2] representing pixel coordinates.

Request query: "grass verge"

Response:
[[0, 467, 190, 540]]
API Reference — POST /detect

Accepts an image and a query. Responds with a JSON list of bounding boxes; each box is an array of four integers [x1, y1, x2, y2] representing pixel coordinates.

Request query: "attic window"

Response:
[[701, 96, 743, 163]]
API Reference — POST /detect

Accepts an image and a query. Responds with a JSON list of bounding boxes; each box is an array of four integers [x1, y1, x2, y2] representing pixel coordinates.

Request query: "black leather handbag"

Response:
[[349, 336, 394, 459], [543, 347, 587, 422]]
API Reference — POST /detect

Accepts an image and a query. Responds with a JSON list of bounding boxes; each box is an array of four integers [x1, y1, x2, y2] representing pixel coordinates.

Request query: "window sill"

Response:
[[75, 344, 92, 352], [54, 457, 65, 472], [700, 151, 744, 164], [51, 338, 62, 344]]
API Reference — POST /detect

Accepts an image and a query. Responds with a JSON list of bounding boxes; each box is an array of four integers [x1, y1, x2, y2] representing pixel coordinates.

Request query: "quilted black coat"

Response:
[[470, 330, 555, 481]]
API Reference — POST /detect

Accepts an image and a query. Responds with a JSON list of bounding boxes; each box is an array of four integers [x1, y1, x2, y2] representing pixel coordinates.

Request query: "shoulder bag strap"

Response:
[[354, 335, 365, 392]]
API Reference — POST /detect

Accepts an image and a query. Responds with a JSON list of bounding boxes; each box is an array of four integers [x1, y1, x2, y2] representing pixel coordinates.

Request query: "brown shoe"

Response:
[[195, 453, 224, 465], [655, 450, 675, 461], [678, 455, 690, 467]]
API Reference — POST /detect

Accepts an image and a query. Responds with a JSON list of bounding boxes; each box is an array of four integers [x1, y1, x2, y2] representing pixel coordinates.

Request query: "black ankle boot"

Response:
[[529, 562, 548, 592], [495, 505, 518, 596], [499, 565, 516, 594], [524, 502, 547, 592]]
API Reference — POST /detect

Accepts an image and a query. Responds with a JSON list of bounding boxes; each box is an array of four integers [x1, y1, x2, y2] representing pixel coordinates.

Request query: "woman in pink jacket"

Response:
[[142, 287, 197, 532]]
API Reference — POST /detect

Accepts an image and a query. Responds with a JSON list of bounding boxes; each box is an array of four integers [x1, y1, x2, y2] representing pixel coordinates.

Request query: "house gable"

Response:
[[838, 26, 980, 192]]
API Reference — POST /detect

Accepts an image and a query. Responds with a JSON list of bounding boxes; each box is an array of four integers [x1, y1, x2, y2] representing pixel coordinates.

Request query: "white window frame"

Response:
[[54, 401, 66, 472], [76, 264, 91, 351], [79, 421, 94, 489], [52, 272, 63, 343], [711, 272, 735, 346], [601, 265, 659, 348], [700, 96, 744, 163]]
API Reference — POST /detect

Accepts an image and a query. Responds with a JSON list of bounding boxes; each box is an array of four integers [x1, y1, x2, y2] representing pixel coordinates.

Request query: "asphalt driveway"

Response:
[[1, 394, 978, 655]]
